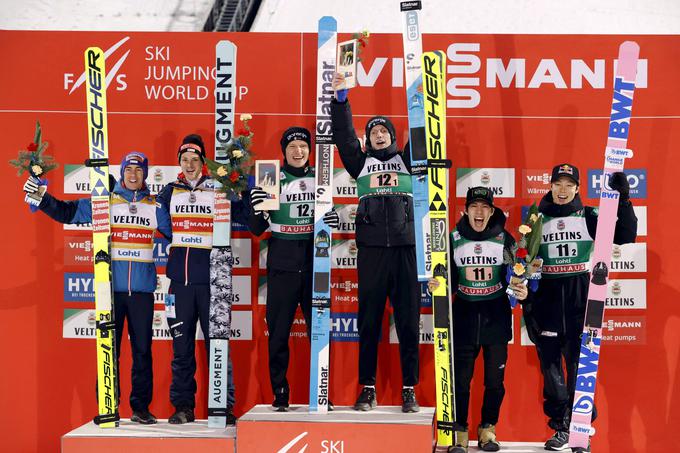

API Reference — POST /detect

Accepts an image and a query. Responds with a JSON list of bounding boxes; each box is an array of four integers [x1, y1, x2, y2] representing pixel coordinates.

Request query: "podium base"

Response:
[[237, 404, 434, 452], [62, 419, 235, 453]]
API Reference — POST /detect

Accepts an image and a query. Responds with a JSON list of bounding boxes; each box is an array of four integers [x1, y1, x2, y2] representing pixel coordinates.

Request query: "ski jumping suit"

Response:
[[38, 180, 172, 412], [158, 174, 244, 411], [523, 192, 637, 430], [331, 98, 420, 387], [450, 209, 514, 429], [248, 164, 316, 397]]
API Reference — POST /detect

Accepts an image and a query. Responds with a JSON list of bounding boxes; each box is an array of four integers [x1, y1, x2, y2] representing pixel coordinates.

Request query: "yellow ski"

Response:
[[84, 47, 119, 427], [423, 50, 457, 449]]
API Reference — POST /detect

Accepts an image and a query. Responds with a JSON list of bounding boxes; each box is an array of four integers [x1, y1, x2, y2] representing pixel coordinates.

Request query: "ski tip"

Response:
[[619, 41, 640, 58], [319, 16, 337, 28]]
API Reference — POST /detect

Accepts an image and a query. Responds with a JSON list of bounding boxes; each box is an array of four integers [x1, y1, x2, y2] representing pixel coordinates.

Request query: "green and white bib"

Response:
[[269, 169, 315, 240], [539, 210, 594, 278], [356, 154, 412, 199], [451, 230, 505, 301]]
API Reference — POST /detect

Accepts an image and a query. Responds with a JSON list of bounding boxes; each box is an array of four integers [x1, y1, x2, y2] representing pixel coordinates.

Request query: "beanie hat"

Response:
[[280, 127, 312, 154], [365, 116, 396, 149], [120, 151, 149, 181], [177, 134, 206, 163]]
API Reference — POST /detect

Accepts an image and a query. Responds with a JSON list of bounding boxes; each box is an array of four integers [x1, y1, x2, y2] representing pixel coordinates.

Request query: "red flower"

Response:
[[516, 248, 528, 259], [358, 37, 366, 48], [229, 170, 240, 183], [237, 128, 250, 137], [27, 142, 38, 151]]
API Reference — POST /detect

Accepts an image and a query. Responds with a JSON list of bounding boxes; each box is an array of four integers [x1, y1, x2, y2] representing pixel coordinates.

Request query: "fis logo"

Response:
[[588, 169, 646, 198], [65, 37, 130, 94]]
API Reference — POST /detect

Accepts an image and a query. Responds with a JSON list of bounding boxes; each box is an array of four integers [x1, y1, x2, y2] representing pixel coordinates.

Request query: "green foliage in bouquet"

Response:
[[9, 121, 58, 177], [503, 202, 544, 277], [205, 114, 255, 197]]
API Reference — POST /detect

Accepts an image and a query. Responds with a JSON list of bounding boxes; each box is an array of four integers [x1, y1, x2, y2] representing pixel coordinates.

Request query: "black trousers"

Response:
[[454, 343, 508, 428], [534, 332, 598, 430], [168, 282, 235, 409], [266, 268, 313, 393], [357, 246, 420, 386], [113, 291, 154, 412]]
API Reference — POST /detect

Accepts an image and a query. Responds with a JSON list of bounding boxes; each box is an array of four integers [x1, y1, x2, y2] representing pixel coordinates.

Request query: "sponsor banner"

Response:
[[587, 168, 647, 199], [602, 315, 646, 345], [331, 276, 358, 305], [336, 203, 357, 233], [64, 164, 178, 195], [63, 222, 93, 231], [154, 273, 171, 305], [154, 236, 171, 266], [330, 312, 359, 342], [63, 308, 252, 340], [332, 239, 358, 269], [263, 313, 309, 339], [610, 242, 647, 273], [390, 313, 433, 345], [257, 275, 267, 305], [456, 168, 515, 198], [419, 281, 432, 308], [64, 236, 94, 266], [605, 278, 646, 309], [63, 272, 94, 302], [233, 275, 251, 306], [333, 168, 357, 198], [522, 169, 551, 198], [232, 238, 252, 268], [633, 206, 647, 236]]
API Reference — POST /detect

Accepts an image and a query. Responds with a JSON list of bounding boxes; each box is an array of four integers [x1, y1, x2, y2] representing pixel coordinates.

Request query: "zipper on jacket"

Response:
[[561, 285, 566, 333], [128, 262, 132, 296], [185, 247, 190, 286], [384, 198, 390, 246]]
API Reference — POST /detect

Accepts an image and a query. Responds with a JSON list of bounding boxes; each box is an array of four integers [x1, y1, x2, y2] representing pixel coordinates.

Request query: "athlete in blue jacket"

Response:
[[23, 152, 172, 424]]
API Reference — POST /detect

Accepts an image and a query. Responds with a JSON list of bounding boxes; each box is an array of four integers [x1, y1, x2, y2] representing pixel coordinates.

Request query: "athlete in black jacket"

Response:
[[522, 163, 637, 451], [331, 73, 420, 413]]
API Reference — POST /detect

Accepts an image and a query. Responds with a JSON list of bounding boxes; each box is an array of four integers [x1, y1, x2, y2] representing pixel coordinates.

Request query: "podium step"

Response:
[[62, 419, 235, 453], [237, 404, 434, 452]]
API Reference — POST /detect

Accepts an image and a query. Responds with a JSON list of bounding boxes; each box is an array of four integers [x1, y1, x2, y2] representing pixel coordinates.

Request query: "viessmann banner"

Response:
[[1, 31, 675, 453]]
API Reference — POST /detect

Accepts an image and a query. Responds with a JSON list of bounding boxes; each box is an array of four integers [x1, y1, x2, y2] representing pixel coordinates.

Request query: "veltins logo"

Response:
[[587, 169, 647, 199], [610, 243, 647, 273], [333, 168, 357, 198], [456, 168, 515, 198], [605, 279, 647, 309], [332, 240, 357, 269], [65, 36, 130, 94]]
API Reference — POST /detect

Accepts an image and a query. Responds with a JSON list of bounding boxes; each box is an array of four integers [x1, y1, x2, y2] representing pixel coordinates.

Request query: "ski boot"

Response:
[[448, 429, 468, 453], [477, 423, 500, 451]]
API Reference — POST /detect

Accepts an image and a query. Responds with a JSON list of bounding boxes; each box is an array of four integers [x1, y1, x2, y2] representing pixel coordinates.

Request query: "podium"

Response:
[[62, 419, 235, 453], [236, 405, 435, 452]]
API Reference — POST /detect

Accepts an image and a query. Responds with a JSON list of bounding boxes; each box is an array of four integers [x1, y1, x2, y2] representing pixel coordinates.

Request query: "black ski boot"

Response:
[[168, 406, 195, 424], [131, 409, 157, 425], [353, 386, 377, 411], [401, 387, 420, 413]]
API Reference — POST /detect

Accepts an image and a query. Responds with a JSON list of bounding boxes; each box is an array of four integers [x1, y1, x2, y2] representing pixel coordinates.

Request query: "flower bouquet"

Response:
[[351, 30, 370, 62], [9, 121, 58, 211], [503, 203, 544, 306], [205, 114, 255, 198]]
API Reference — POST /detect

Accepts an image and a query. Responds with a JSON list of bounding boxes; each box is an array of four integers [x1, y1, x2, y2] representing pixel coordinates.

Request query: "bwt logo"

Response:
[[587, 169, 647, 199], [359, 43, 648, 109], [65, 36, 130, 94]]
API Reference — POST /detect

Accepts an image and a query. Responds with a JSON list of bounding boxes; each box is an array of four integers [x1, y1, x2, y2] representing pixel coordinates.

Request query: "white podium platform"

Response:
[[237, 404, 435, 452], [62, 419, 235, 453]]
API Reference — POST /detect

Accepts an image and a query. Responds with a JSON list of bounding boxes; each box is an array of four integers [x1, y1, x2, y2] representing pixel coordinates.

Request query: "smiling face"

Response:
[[123, 164, 144, 190], [180, 151, 203, 181], [284, 140, 310, 168], [369, 125, 392, 150], [551, 176, 579, 205], [465, 201, 494, 232]]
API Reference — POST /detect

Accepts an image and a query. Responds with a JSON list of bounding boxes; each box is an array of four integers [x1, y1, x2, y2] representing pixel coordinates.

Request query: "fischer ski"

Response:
[[423, 50, 457, 449], [309, 16, 337, 414], [208, 40, 237, 428], [569, 41, 640, 450], [84, 47, 119, 428], [401, 0, 430, 281]]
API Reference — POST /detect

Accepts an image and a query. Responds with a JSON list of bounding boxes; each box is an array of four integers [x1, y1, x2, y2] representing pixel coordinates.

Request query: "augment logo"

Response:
[[65, 36, 131, 94]]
